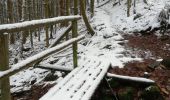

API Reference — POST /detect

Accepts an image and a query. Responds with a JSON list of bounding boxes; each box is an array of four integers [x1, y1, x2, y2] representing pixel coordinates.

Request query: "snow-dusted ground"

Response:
[[106, 0, 170, 33], [78, 8, 142, 67], [8, 0, 170, 95]]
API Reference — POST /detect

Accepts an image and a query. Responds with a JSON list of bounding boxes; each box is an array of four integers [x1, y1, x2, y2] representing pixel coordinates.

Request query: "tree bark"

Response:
[[7, 0, 15, 44], [0, 33, 11, 100], [90, 0, 95, 17], [80, 0, 95, 36], [127, 0, 132, 17], [44, 0, 50, 47]]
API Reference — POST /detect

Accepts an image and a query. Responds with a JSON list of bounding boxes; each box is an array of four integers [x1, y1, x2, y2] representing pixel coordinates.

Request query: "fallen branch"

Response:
[[107, 73, 155, 84]]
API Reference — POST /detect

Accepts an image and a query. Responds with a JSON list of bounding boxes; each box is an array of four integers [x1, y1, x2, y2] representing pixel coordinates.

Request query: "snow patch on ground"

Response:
[[101, 0, 170, 32], [77, 6, 141, 68]]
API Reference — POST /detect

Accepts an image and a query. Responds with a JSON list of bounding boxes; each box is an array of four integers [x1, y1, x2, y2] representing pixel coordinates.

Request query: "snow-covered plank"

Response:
[[40, 58, 91, 100], [50, 61, 101, 99], [40, 58, 110, 100], [72, 62, 110, 100], [0, 15, 81, 33], [0, 35, 85, 80]]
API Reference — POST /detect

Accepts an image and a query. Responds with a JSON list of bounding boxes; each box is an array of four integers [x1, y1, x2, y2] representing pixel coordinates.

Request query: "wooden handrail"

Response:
[[0, 15, 82, 100], [0, 35, 85, 80], [0, 15, 81, 33]]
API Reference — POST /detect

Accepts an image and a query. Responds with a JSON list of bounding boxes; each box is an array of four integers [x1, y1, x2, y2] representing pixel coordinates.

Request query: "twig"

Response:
[[104, 77, 119, 100]]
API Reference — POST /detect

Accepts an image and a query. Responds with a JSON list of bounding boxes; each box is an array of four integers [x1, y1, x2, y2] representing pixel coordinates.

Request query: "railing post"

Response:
[[0, 33, 11, 100], [72, 0, 78, 68], [72, 20, 78, 68]]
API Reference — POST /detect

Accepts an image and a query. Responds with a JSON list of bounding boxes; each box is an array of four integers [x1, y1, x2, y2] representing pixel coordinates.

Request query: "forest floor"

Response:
[[12, 32, 170, 100], [11, 0, 170, 100], [108, 33, 170, 100]]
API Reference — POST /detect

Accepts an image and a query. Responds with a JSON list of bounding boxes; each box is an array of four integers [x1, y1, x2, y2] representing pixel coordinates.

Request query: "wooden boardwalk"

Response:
[[40, 58, 110, 100]]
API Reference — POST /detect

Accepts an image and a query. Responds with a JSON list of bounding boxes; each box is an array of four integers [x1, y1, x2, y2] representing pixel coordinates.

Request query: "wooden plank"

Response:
[[0, 33, 11, 100], [0, 35, 85, 80], [57, 61, 101, 99], [0, 16, 81, 33], [80, 62, 110, 100], [40, 59, 92, 100], [40, 59, 110, 100]]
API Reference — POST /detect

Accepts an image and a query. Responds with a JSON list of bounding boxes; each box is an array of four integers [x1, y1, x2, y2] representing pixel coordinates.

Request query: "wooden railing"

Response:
[[0, 15, 84, 100]]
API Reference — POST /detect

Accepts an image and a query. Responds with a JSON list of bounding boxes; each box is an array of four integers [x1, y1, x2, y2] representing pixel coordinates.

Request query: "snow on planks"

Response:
[[40, 58, 110, 100]]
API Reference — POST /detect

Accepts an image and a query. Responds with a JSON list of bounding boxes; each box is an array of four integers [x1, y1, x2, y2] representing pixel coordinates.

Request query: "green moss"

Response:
[[109, 78, 119, 88], [161, 58, 170, 69], [118, 87, 134, 100], [140, 85, 164, 100], [102, 96, 113, 100]]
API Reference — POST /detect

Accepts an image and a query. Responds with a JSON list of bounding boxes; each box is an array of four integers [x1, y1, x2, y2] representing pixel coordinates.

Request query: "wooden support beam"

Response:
[[34, 24, 72, 66], [49, 24, 72, 48], [72, 20, 78, 68], [72, 0, 79, 68], [0, 33, 11, 100]]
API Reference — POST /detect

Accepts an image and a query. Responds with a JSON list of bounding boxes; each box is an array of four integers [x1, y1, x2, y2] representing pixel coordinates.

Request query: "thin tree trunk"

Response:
[[21, 0, 27, 55], [66, 0, 70, 40], [133, 0, 136, 14], [44, 0, 50, 47], [127, 0, 132, 17], [7, 0, 15, 44], [80, 0, 95, 36], [90, 0, 95, 17]]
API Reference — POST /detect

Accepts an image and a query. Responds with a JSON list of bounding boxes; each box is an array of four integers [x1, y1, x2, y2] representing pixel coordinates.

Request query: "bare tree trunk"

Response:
[[80, 0, 95, 36], [7, 0, 15, 44], [0, 2, 3, 24], [66, 0, 70, 40], [44, 0, 50, 47], [21, 0, 27, 55], [133, 0, 136, 14], [127, 0, 132, 17], [60, 0, 67, 26], [28, 0, 34, 47], [90, 0, 95, 17], [18, 0, 22, 21]]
